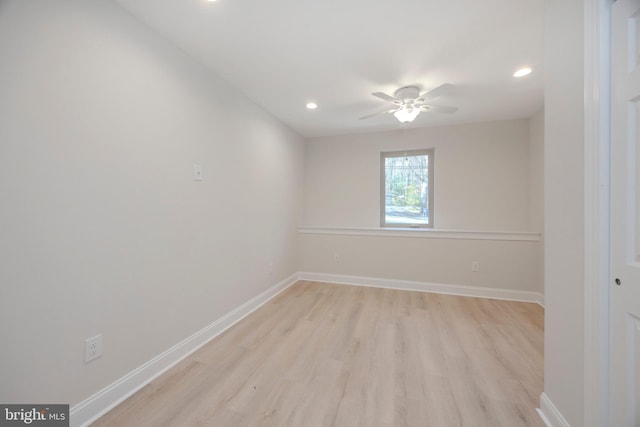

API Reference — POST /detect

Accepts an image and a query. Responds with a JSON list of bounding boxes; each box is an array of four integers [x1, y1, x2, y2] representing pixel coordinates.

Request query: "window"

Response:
[[380, 149, 434, 228]]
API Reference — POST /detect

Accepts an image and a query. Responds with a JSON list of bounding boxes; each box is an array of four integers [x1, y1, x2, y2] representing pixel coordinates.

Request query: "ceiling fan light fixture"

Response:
[[361, 83, 457, 122], [393, 107, 420, 123]]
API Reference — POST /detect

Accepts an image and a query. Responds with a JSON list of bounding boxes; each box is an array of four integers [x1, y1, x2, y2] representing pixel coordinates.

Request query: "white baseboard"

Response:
[[69, 273, 300, 427], [538, 392, 572, 427], [298, 272, 544, 306]]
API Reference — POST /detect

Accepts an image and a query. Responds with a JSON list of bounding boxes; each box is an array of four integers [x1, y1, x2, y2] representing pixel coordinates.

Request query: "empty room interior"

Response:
[[0, 0, 613, 426]]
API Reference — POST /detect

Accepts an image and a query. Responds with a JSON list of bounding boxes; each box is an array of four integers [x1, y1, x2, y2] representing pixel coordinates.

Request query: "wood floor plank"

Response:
[[92, 281, 544, 427]]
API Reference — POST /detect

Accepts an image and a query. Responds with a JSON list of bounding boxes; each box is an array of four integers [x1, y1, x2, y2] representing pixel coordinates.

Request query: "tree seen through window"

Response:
[[381, 149, 433, 227]]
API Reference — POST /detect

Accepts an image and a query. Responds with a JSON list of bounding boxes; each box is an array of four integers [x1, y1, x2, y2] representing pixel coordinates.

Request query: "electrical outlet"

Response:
[[334, 252, 341, 263], [85, 334, 102, 363], [471, 261, 480, 272]]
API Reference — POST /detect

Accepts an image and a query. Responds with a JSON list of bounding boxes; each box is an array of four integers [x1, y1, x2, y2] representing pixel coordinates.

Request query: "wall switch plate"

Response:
[[471, 261, 480, 272], [193, 164, 203, 181], [85, 334, 102, 363]]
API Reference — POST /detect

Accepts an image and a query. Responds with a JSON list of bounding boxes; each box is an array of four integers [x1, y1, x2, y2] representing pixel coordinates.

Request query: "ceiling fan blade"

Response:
[[372, 92, 401, 104], [419, 83, 454, 101], [419, 104, 458, 114], [359, 108, 401, 120]]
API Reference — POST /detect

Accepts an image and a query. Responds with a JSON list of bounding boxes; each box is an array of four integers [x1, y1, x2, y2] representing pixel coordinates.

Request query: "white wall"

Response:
[[0, 0, 304, 406], [300, 120, 543, 293], [304, 120, 531, 230], [543, 0, 585, 424], [299, 233, 541, 291]]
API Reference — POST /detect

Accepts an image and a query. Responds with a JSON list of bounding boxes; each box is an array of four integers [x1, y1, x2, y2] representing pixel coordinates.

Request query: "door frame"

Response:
[[583, 0, 613, 425]]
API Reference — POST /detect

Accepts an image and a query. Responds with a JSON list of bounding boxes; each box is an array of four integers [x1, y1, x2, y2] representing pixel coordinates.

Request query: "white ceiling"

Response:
[[115, 0, 544, 138]]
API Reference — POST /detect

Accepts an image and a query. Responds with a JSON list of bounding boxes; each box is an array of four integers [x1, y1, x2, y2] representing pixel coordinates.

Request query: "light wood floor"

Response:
[[93, 281, 544, 427]]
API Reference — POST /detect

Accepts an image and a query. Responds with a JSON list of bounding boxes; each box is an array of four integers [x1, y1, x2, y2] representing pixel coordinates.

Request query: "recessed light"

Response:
[[306, 102, 318, 110], [513, 67, 533, 78]]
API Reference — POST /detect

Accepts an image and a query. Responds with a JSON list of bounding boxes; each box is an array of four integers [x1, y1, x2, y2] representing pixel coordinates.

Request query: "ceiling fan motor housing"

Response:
[[394, 86, 421, 101]]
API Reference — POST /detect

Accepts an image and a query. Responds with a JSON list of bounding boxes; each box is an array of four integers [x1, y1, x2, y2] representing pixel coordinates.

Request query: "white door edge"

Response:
[[583, 0, 613, 426]]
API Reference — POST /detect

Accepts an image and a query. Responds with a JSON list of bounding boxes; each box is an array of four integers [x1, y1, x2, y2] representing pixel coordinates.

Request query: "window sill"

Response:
[[298, 226, 541, 242]]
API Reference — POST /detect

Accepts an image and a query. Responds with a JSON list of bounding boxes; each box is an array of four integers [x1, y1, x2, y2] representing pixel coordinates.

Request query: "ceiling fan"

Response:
[[360, 84, 458, 123]]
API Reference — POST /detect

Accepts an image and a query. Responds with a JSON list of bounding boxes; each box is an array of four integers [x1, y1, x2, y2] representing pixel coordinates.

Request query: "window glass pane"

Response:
[[384, 153, 429, 226]]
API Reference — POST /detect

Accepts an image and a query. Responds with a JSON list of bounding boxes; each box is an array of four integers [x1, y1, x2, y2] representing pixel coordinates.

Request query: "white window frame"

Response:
[[380, 149, 434, 228]]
